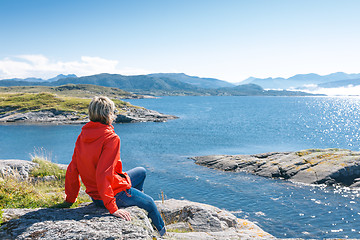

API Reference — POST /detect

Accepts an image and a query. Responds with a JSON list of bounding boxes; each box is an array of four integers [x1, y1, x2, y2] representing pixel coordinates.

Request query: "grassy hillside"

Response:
[[0, 92, 136, 115], [0, 84, 138, 99]]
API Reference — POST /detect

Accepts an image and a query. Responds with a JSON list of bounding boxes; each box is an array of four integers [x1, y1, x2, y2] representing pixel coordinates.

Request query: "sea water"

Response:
[[1, 96, 360, 239]]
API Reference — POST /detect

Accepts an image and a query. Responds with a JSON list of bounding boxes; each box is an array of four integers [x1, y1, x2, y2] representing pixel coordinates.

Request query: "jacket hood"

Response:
[[80, 121, 115, 143]]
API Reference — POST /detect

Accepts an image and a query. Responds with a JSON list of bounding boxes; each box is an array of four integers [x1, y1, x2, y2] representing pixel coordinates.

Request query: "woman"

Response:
[[65, 96, 166, 236]]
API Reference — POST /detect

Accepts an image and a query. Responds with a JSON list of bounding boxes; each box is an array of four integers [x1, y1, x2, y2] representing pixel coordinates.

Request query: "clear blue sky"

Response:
[[1, 0, 360, 82]]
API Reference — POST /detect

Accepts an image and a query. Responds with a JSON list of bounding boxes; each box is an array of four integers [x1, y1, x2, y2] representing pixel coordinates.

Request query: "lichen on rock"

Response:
[[192, 148, 360, 188]]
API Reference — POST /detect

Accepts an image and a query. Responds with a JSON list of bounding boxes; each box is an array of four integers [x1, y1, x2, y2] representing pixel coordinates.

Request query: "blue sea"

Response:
[[1, 96, 360, 239]]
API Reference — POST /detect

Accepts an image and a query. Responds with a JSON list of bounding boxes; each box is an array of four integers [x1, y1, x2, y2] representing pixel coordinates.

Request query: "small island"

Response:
[[192, 148, 360, 188], [0, 85, 177, 124]]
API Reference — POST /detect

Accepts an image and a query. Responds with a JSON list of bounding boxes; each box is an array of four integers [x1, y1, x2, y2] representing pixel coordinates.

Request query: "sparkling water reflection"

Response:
[[1, 96, 360, 238]]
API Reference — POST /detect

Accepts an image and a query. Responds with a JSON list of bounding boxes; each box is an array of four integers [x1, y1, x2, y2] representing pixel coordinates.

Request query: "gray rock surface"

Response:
[[0, 203, 155, 240], [156, 199, 275, 239], [0, 200, 275, 240], [0, 110, 88, 124], [192, 149, 360, 187], [0, 159, 67, 181], [0, 108, 177, 124], [0, 159, 38, 180], [115, 107, 178, 123]]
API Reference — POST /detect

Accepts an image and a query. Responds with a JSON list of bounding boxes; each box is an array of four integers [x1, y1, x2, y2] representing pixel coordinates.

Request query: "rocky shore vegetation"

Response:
[[192, 148, 360, 188], [0, 158, 90, 209], [0, 92, 177, 124], [0, 158, 275, 239], [0, 84, 142, 99]]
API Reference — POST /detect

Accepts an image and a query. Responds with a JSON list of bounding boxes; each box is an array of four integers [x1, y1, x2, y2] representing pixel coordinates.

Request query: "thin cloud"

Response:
[[299, 85, 360, 96], [0, 55, 153, 80]]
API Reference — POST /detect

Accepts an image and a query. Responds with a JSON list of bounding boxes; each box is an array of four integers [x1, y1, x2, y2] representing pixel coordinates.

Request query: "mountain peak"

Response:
[[47, 74, 77, 82], [148, 73, 234, 89]]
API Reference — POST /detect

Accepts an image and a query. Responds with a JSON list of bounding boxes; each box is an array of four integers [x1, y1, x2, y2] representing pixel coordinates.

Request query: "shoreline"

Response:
[[0, 91, 177, 124], [191, 148, 360, 188], [0, 159, 276, 239], [0, 108, 178, 124]]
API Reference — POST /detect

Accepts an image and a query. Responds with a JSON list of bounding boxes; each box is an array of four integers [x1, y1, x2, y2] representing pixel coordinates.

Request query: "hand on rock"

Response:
[[112, 209, 131, 221]]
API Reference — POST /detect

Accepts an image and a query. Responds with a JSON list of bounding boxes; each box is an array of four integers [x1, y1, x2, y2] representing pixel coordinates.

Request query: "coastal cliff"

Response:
[[192, 148, 360, 188], [0, 159, 275, 239]]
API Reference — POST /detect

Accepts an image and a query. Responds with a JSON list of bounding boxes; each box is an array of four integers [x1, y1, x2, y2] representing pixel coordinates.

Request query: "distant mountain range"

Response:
[[0, 73, 318, 96], [241, 72, 360, 89], [148, 73, 235, 89], [3, 74, 77, 83]]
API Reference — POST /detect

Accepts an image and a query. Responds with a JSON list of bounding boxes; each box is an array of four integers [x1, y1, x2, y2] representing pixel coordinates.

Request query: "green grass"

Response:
[[0, 177, 62, 209], [0, 209, 3, 225], [0, 92, 89, 114], [0, 157, 90, 211], [0, 84, 135, 99], [0, 92, 138, 115], [30, 157, 66, 179]]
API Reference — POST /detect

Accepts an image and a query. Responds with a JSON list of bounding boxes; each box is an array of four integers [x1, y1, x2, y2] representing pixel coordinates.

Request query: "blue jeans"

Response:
[[93, 167, 165, 234]]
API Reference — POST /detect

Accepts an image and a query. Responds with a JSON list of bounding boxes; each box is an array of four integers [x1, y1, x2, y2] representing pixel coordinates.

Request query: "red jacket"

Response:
[[65, 121, 132, 214]]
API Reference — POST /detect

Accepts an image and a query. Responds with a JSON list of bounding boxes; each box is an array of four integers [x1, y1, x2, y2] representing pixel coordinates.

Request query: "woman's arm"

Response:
[[96, 135, 121, 214], [65, 153, 81, 203]]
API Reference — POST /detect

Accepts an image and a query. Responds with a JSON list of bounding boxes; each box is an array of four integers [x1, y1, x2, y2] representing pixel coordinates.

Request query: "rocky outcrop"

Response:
[[0, 110, 87, 124], [0, 200, 275, 240], [0, 159, 67, 180], [0, 204, 155, 240], [0, 159, 38, 180], [0, 160, 275, 239], [0, 108, 177, 124], [156, 199, 275, 239], [115, 107, 178, 123], [192, 149, 360, 188]]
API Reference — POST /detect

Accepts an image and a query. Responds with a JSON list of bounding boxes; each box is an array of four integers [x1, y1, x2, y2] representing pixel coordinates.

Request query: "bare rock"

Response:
[[156, 199, 275, 239], [0, 108, 178, 124], [0, 110, 88, 124], [0, 200, 276, 240], [0, 203, 154, 240], [116, 107, 178, 123], [0, 159, 66, 181], [192, 149, 360, 187], [0, 159, 38, 180], [350, 178, 360, 188]]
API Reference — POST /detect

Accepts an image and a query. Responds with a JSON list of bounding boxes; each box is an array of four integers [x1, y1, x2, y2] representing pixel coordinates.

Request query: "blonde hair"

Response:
[[88, 96, 116, 125]]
